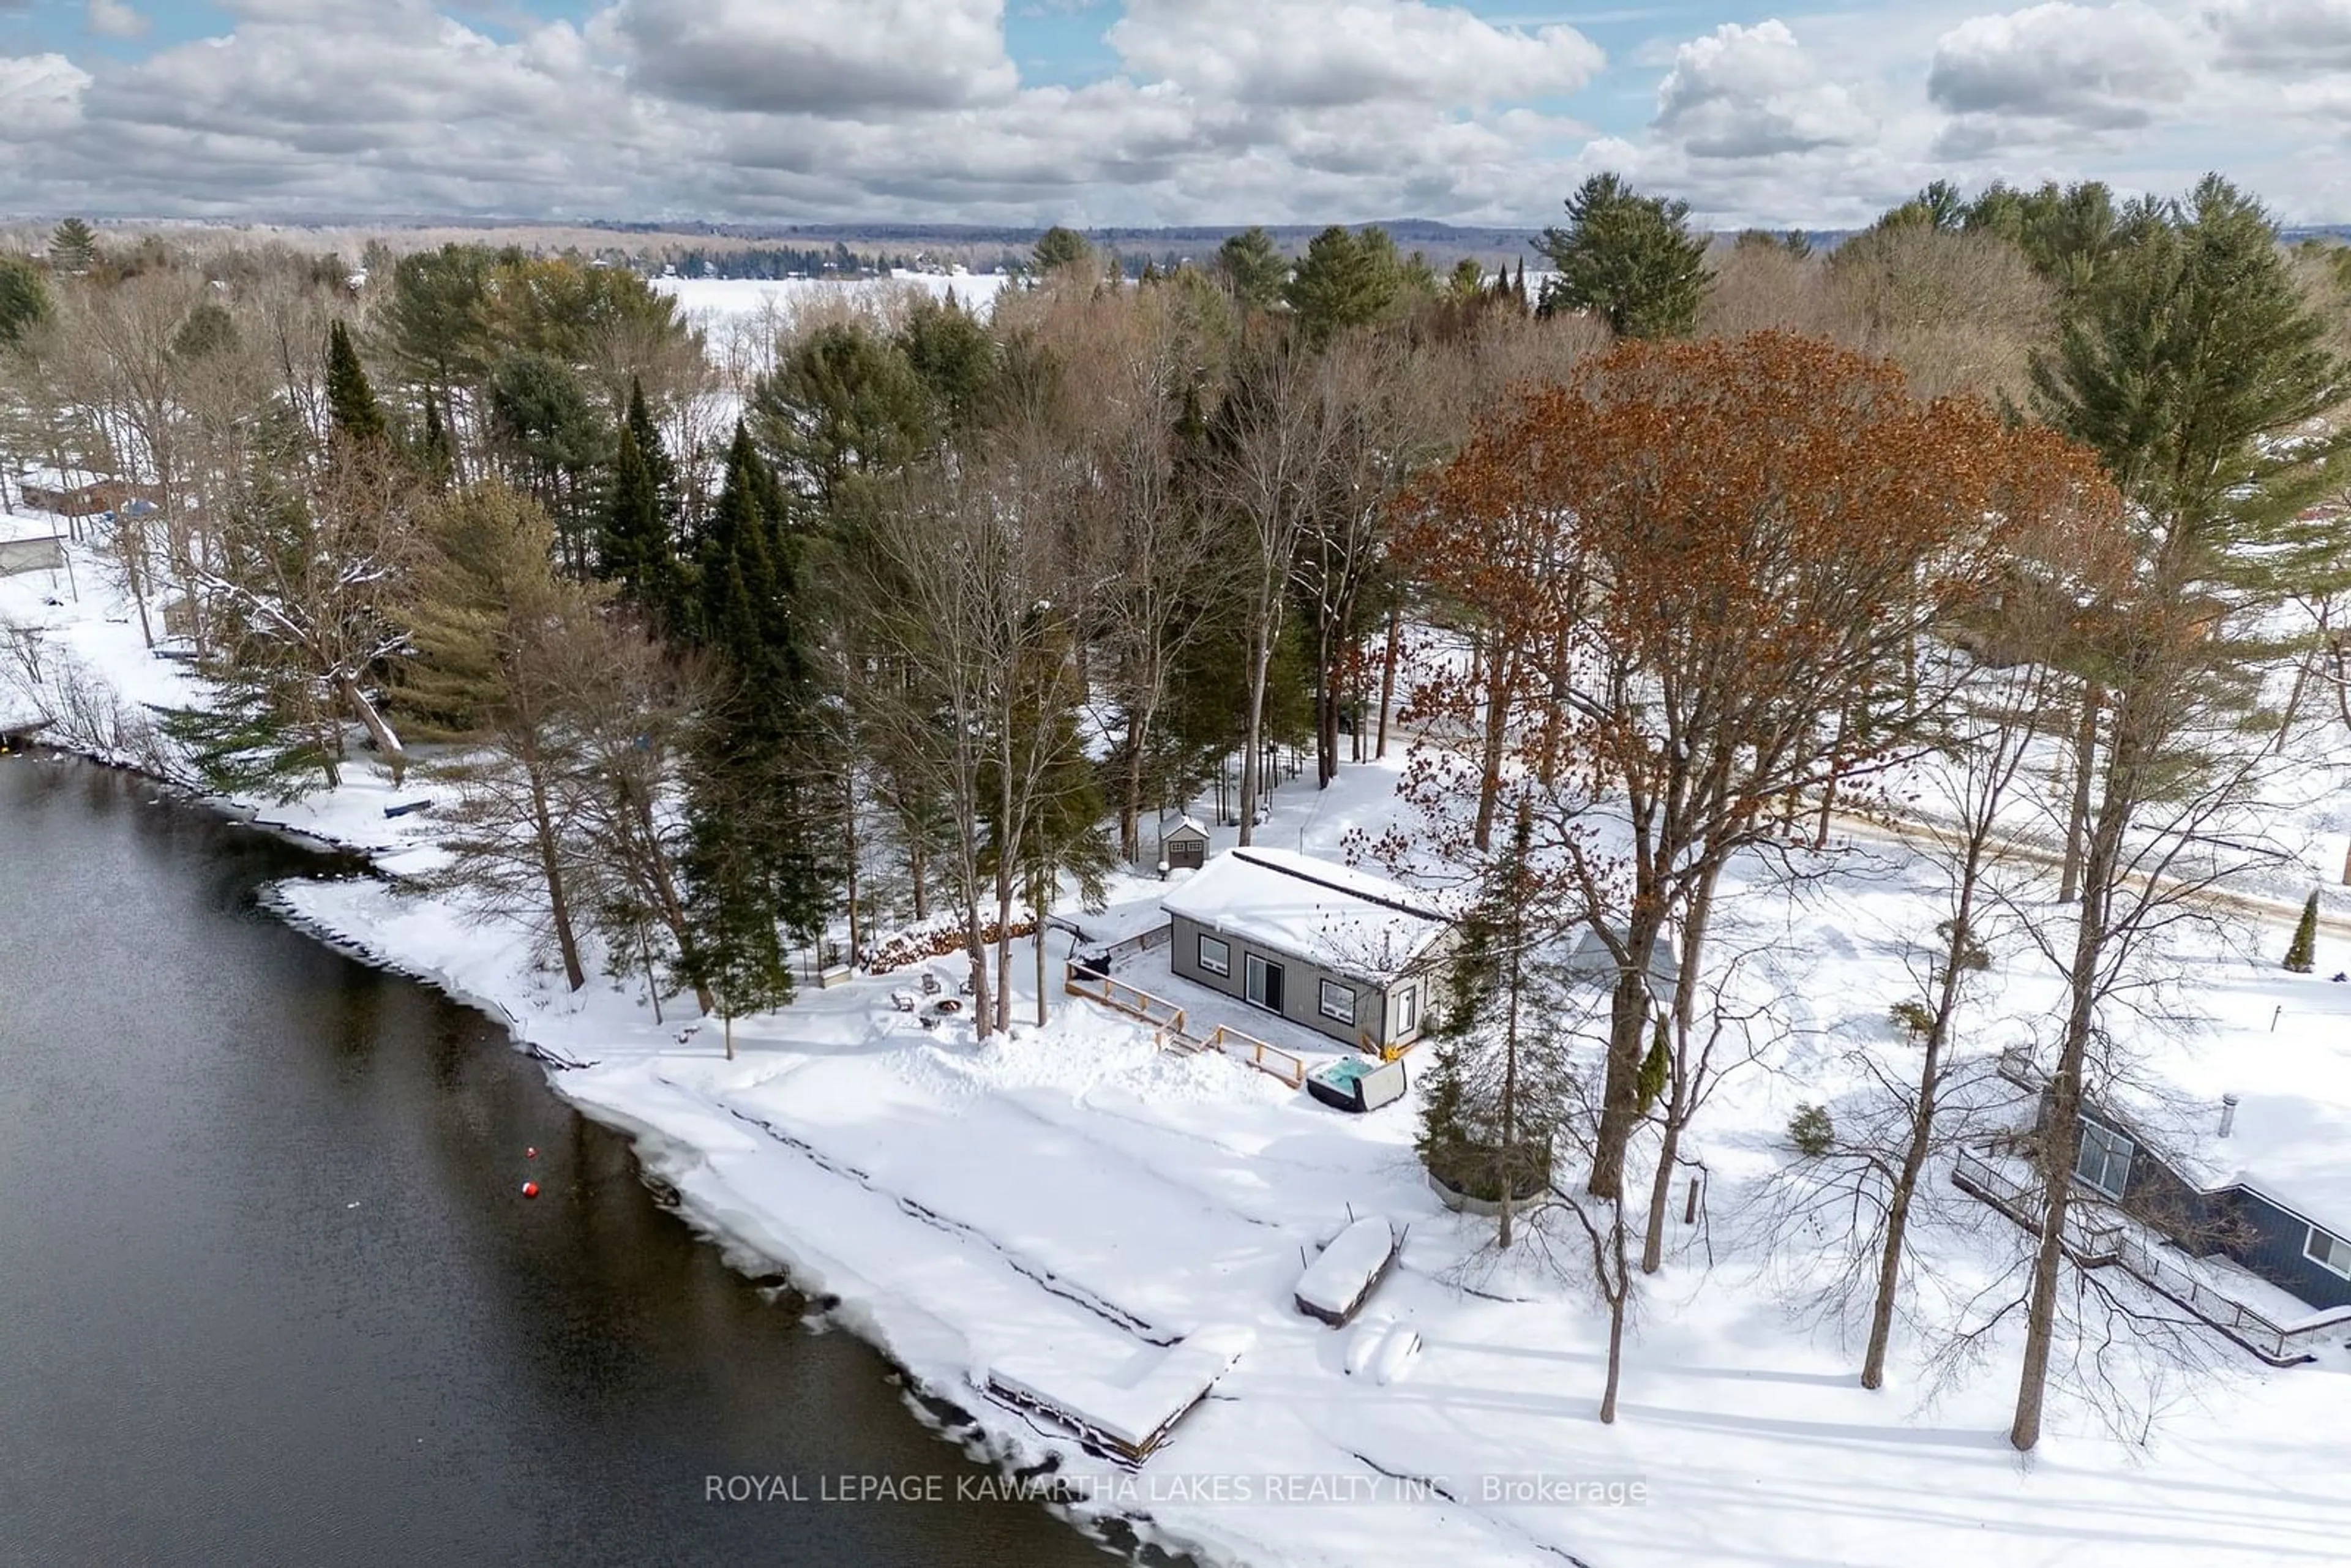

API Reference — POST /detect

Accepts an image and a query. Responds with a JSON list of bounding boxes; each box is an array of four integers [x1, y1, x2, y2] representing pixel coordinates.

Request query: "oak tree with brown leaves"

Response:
[[1393, 331, 2118, 1204]]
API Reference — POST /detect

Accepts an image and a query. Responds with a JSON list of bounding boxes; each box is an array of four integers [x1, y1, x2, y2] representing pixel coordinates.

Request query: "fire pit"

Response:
[[931, 997, 964, 1015]]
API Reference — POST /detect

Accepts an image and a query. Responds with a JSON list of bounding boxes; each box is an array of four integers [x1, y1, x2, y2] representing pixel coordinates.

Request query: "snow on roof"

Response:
[[2173, 1092, 2351, 1237], [1160, 847, 1453, 984], [1168, 815, 1208, 838]]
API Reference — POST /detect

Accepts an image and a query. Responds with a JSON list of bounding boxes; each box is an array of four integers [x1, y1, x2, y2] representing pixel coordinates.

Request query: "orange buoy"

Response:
[[525, 1147, 538, 1159], [521, 1181, 539, 1198]]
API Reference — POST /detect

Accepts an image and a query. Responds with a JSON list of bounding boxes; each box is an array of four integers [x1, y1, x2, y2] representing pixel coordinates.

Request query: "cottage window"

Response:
[[1395, 984, 1419, 1037], [2306, 1227, 2351, 1280], [2073, 1116, 2134, 1199], [1318, 978, 1356, 1026], [1196, 934, 1230, 977]]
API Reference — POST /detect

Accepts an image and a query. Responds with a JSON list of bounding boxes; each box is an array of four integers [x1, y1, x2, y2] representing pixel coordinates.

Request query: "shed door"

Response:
[[1245, 954, 1285, 1012]]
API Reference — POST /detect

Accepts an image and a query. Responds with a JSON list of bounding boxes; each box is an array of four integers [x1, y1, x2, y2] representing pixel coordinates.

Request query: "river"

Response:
[[0, 756, 1135, 1567]]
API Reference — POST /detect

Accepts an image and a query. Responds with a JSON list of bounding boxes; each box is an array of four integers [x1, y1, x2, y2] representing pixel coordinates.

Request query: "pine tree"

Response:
[[1031, 225, 1094, 280], [1215, 227, 1288, 314], [47, 217, 97, 276], [2286, 891, 2319, 973], [418, 392, 454, 488], [1283, 225, 1404, 347], [325, 320, 388, 448], [679, 425, 836, 988], [2009, 174, 2351, 1453], [0, 255, 51, 345], [598, 382, 684, 625], [1534, 173, 1711, 337]]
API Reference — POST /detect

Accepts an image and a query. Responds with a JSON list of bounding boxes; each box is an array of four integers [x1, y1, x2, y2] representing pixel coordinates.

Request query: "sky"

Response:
[[1, 0, 2347, 230]]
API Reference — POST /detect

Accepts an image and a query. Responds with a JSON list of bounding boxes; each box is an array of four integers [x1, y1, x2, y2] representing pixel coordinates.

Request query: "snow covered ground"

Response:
[[656, 272, 1013, 334], [10, 539, 2351, 1568]]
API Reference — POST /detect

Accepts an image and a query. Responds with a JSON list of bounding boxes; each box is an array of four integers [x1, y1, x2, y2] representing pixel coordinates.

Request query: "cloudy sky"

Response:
[[1, 0, 2347, 228]]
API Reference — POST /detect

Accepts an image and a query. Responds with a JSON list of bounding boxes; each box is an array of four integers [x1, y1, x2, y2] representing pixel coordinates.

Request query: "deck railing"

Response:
[[1063, 969, 1307, 1089], [1952, 1147, 2351, 1365]]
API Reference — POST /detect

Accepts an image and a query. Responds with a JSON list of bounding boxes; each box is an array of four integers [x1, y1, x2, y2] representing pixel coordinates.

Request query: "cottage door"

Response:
[[1245, 955, 1286, 1012]]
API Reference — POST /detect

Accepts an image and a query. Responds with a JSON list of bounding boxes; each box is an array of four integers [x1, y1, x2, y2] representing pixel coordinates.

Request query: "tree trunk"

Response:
[[1375, 602, 1401, 760], [1588, 951, 1653, 1200], [1863, 846, 1985, 1387], [1238, 619, 1272, 846], [1120, 712, 1148, 863], [1034, 907, 1050, 1029], [2012, 764, 2124, 1450], [1640, 1117, 1681, 1274], [843, 776, 861, 967], [1472, 632, 1513, 853], [1598, 1213, 1628, 1425], [1640, 865, 1716, 1271], [994, 876, 1017, 1038], [909, 830, 929, 922], [335, 673, 408, 787], [522, 741, 585, 992], [2058, 683, 2099, 904], [723, 1011, 735, 1061]]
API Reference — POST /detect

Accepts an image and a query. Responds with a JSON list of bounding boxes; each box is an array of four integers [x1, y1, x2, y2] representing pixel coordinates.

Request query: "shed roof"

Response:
[[1160, 847, 1452, 985], [1561, 923, 1681, 997]]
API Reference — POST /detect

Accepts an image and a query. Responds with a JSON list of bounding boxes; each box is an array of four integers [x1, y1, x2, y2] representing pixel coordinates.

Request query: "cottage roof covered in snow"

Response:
[[1160, 847, 1453, 983], [2172, 1092, 2351, 1236]]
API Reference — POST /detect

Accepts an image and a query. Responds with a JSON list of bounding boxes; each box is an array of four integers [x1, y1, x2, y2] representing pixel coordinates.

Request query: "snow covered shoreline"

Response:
[[13, 546, 2351, 1568]]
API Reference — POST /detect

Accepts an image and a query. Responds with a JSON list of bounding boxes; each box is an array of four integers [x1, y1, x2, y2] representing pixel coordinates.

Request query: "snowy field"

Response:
[[9, 538, 2351, 1568], [655, 272, 1013, 331]]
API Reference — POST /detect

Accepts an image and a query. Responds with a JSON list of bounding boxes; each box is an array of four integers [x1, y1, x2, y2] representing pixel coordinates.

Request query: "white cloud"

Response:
[[610, 0, 1019, 115], [1655, 20, 1876, 159], [85, 0, 149, 39], [2205, 0, 2351, 72], [1108, 0, 1602, 108], [0, 54, 91, 141], [1929, 2, 2196, 144]]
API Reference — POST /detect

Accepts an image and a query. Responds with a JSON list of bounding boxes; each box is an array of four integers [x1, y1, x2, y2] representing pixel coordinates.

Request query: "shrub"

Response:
[[1788, 1103, 1834, 1158], [2285, 890, 2319, 974]]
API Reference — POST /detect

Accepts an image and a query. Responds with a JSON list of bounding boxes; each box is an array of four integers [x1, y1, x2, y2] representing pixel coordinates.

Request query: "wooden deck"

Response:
[[1064, 969, 1307, 1089]]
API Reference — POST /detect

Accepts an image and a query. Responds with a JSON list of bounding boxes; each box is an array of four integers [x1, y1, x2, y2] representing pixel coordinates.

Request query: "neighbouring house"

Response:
[[2028, 1076, 2351, 1313], [18, 479, 153, 519], [1161, 847, 1454, 1054], [1160, 816, 1210, 872]]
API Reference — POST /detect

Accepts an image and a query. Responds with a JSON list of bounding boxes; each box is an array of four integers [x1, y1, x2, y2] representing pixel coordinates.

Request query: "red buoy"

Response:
[[525, 1147, 538, 1159], [521, 1181, 539, 1198]]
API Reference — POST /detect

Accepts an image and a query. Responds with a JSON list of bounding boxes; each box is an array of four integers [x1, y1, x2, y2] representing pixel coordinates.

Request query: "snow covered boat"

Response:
[[1294, 1215, 1400, 1327]]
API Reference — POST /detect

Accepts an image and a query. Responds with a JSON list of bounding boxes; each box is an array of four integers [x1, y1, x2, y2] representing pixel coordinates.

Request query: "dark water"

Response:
[[0, 757, 1125, 1568]]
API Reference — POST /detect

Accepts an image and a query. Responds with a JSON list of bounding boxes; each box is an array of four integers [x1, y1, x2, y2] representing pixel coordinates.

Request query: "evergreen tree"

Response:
[[0, 255, 50, 345], [1216, 226, 1288, 315], [2286, 891, 2320, 973], [325, 320, 389, 448], [1284, 225, 1406, 347], [897, 295, 999, 438], [1031, 225, 1095, 280], [1534, 173, 1711, 337], [47, 217, 97, 276], [678, 426, 837, 989], [418, 392, 454, 488], [2010, 174, 2351, 1452], [599, 378, 685, 624], [678, 792, 798, 1060], [751, 320, 934, 529]]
